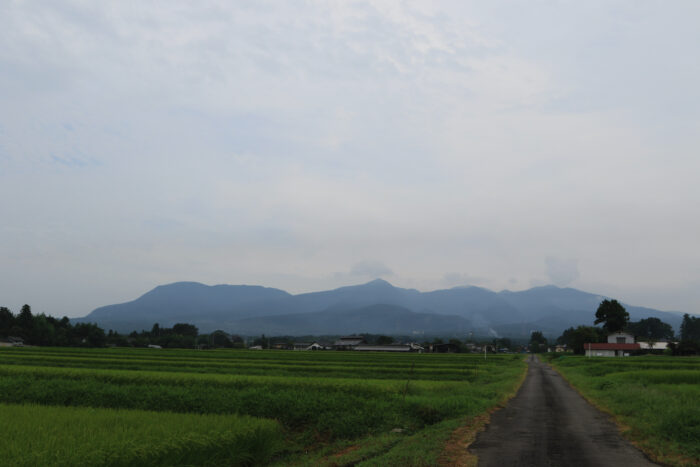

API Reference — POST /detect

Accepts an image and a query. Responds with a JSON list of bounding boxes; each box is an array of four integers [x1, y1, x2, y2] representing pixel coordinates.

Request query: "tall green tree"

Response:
[[594, 299, 629, 333], [680, 313, 700, 342], [627, 317, 674, 342], [0, 307, 14, 335], [529, 331, 548, 353]]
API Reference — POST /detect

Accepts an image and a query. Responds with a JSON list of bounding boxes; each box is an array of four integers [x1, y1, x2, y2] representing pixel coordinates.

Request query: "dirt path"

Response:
[[469, 355, 659, 467]]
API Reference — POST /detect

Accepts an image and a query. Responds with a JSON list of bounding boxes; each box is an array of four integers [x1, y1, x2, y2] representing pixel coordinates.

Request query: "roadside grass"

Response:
[[0, 403, 282, 467], [551, 356, 700, 467]]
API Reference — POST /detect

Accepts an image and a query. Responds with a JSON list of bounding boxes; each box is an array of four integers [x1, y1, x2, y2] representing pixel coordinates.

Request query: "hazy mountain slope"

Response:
[[76, 279, 687, 336], [77, 282, 291, 332]]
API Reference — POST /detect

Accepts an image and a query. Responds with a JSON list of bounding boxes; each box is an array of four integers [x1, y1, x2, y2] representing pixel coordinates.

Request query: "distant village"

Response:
[[2, 303, 699, 356]]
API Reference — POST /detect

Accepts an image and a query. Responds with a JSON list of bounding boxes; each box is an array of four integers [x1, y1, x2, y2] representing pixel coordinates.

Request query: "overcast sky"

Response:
[[1, 1, 699, 318]]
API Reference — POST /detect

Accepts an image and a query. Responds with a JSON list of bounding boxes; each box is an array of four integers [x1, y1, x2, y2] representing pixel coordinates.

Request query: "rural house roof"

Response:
[[333, 336, 365, 346]]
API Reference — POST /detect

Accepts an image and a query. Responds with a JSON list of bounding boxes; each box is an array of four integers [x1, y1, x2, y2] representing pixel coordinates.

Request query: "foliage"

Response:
[[0, 305, 106, 347], [626, 317, 674, 342], [375, 335, 395, 345], [594, 299, 630, 333], [680, 314, 700, 342], [556, 326, 605, 354], [529, 331, 547, 353]]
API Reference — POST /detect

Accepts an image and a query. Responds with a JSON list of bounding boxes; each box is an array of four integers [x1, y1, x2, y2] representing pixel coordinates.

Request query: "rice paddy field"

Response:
[[0, 347, 526, 466], [550, 355, 700, 467]]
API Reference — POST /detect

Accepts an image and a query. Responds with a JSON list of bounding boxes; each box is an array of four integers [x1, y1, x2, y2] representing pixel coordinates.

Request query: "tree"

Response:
[[0, 307, 14, 335], [680, 313, 700, 343], [529, 331, 548, 353], [627, 317, 674, 343], [557, 326, 606, 354], [594, 299, 629, 333], [172, 323, 198, 337], [376, 335, 394, 345], [493, 338, 512, 351], [18, 304, 33, 330], [210, 330, 232, 348]]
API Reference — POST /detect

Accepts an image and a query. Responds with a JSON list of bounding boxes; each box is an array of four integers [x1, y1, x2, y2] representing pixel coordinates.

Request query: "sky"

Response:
[[1, 1, 699, 318]]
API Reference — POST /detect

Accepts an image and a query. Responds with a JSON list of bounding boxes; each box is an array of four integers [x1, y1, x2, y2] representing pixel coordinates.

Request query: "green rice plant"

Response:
[[553, 356, 700, 466], [0, 403, 282, 466], [0, 347, 527, 465]]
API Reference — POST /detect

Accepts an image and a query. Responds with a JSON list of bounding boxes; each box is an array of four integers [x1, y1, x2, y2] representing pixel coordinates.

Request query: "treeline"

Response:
[[0, 305, 106, 347], [127, 324, 245, 349], [0, 305, 241, 349], [555, 315, 700, 355]]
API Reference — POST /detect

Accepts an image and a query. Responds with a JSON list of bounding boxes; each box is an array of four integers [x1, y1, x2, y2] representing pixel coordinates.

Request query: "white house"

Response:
[[585, 332, 640, 357], [607, 332, 635, 344]]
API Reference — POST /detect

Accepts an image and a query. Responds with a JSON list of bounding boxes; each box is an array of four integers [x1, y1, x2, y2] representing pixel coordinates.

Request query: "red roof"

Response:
[[585, 343, 640, 350]]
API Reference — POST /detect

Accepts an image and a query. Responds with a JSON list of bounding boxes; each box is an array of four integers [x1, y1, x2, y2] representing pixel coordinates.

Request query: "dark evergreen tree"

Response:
[[594, 299, 630, 333]]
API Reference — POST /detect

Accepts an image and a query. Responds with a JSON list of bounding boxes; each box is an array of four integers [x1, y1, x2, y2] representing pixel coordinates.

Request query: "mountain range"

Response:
[[74, 279, 687, 338]]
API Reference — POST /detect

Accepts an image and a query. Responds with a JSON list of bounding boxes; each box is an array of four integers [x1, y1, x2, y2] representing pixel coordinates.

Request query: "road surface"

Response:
[[469, 355, 658, 467]]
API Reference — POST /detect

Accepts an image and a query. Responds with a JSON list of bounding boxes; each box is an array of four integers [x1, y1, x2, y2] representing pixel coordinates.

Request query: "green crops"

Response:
[[552, 355, 700, 467], [0, 404, 282, 467], [0, 347, 526, 465]]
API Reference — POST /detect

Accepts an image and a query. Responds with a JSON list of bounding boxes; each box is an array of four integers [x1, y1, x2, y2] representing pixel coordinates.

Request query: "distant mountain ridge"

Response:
[[75, 279, 687, 337]]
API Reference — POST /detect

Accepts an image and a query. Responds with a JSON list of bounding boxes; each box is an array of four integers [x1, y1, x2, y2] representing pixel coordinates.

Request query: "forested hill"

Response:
[[73, 279, 686, 337]]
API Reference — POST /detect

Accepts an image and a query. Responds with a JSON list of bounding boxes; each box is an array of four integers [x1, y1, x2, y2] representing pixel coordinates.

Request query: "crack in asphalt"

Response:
[[469, 355, 659, 467]]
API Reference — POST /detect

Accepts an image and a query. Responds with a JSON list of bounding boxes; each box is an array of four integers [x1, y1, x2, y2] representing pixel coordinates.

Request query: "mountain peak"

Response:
[[364, 278, 394, 287]]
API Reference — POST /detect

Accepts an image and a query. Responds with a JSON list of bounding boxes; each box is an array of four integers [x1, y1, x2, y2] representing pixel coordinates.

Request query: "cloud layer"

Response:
[[1, 1, 699, 317]]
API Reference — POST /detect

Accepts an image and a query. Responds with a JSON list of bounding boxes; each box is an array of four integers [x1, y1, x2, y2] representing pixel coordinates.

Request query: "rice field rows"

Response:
[[551, 355, 700, 467], [0, 347, 526, 466]]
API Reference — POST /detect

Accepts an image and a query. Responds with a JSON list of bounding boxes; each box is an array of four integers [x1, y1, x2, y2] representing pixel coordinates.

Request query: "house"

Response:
[[292, 342, 324, 351], [584, 342, 640, 357], [333, 336, 366, 350], [607, 332, 635, 344], [554, 345, 567, 353], [0, 336, 24, 347], [430, 342, 460, 353], [147, 344, 162, 349], [354, 343, 424, 353]]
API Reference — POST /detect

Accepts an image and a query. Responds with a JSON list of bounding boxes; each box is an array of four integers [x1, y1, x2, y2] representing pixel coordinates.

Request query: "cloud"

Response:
[[349, 260, 394, 278], [1, 2, 700, 317], [545, 257, 580, 287], [441, 272, 484, 287]]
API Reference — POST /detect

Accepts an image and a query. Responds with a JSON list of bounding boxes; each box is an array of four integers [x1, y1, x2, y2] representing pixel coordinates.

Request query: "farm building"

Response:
[[430, 342, 460, 353], [333, 336, 366, 350], [0, 336, 24, 347], [584, 342, 641, 357], [292, 342, 324, 351], [354, 343, 424, 353], [638, 341, 672, 351]]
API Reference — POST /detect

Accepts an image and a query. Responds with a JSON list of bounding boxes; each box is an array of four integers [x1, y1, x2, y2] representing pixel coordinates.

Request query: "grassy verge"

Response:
[[550, 355, 700, 467]]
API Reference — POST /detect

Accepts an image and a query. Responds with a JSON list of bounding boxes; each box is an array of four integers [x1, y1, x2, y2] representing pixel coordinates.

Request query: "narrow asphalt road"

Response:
[[469, 355, 659, 467]]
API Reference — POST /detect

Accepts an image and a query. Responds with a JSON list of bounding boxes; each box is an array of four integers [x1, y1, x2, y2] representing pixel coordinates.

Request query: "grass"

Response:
[[0, 347, 527, 465], [551, 355, 700, 467]]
